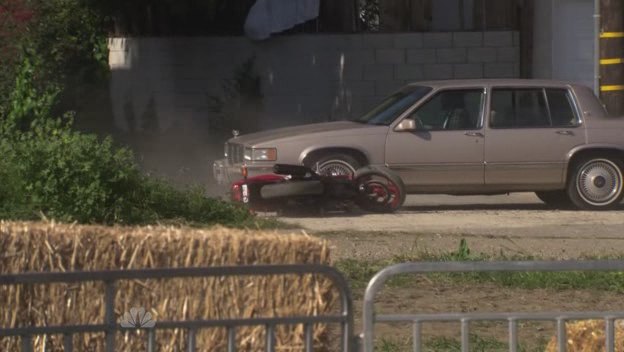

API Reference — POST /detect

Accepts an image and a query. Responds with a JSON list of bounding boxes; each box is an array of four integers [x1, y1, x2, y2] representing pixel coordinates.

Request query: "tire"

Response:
[[534, 190, 572, 208], [260, 180, 324, 199], [354, 166, 406, 213], [310, 154, 361, 177], [566, 155, 624, 210]]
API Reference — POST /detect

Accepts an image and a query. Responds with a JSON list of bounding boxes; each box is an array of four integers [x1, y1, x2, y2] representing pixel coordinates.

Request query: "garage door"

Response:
[[551, 0, 596, 89]]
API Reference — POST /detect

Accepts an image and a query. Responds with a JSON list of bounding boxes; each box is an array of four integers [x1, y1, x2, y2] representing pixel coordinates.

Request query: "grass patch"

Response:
[[376, 335, 548, 352], [336, 239, 624, 292]]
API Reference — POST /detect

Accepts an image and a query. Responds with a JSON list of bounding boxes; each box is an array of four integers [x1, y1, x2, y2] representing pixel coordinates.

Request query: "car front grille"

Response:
[[227, 143, 245, 164]]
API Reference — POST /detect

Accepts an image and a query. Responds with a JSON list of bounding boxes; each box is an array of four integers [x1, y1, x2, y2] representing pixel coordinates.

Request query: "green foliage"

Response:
[[336, 239, 624, 292], [0, 55, 260, 227], [0, 120, 257, 225], [0, 2, 265, 227], [377, 335, 548, 352], [27, 0, 109, 82], [0, 0, 109, 119], [424, 335, 509, 352], [3, 54, 61, 132]]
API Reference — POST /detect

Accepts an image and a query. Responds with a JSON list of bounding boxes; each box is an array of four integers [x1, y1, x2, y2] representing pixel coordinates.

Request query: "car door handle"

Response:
[[464, 132, 484, 137], [556, 130, 573, 136]]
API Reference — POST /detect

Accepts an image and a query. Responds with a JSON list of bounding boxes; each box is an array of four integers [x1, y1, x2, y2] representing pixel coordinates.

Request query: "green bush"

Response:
[[0, 39, 261, 227], [0, 123, 254, 225]]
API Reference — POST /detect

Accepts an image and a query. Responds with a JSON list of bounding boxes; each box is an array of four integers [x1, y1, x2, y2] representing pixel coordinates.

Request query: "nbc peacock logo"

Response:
[[120, 307, 156, 329]]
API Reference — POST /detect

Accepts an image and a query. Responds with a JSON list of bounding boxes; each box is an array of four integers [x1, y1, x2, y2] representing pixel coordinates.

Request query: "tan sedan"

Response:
[[214, 79, 624, 210]]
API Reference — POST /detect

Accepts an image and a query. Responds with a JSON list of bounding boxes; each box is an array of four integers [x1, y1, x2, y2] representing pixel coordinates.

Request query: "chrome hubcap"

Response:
[[317, 160, 355, 177], [576, 159, 622, 206]]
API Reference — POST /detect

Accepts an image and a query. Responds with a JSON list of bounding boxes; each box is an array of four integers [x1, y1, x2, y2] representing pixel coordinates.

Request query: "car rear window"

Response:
[[546, 89, 578, 127], [490, 88, 579, 129]]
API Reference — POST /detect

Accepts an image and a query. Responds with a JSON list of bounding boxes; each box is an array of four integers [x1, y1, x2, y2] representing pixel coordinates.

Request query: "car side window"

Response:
[[546, 89, 578, 127], [490, 88, 550, 128], [408, 89, 483, 131]]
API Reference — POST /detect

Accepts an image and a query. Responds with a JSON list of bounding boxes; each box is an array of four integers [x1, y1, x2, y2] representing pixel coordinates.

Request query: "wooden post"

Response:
[[319, 0, 357, 32], [380, 0, 410, 31], [599, 0, 624, 116], [519, 0, 534, 78]]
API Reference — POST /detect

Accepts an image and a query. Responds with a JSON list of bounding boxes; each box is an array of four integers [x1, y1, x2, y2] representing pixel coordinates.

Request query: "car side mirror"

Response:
[[395, 118, 423, 132]]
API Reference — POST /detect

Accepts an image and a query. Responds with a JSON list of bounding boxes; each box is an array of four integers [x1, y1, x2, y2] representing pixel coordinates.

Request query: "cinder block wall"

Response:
[[108, 31, 519, 132]]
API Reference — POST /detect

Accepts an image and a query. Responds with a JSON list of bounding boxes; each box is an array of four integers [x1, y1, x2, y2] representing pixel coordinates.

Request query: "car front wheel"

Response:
[[567, 156, 624, 210], [311, 154, 361, 177]]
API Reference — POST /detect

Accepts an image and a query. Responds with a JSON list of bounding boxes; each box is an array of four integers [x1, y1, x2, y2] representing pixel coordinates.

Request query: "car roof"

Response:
[[406, 79, 585, 90]]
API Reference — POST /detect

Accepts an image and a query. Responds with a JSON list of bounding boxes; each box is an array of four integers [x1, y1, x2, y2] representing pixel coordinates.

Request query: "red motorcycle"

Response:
[[230, 164, 406, 213]]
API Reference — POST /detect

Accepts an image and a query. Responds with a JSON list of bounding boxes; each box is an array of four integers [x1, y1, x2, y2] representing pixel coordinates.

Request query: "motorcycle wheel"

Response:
[[354, 167, 406, 213]]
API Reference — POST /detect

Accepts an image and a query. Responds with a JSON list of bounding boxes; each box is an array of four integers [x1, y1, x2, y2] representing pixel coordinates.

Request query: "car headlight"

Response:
[[245, 148, 277, 161]]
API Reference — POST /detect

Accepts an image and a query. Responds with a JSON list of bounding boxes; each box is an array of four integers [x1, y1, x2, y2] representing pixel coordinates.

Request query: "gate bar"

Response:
[[362, 260, 624, 352]]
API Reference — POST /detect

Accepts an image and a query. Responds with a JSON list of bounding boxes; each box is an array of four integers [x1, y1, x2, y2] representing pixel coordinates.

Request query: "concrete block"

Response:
[[310, 50, 343, 66], [423, 64, 453, 80], [395, 64, 424, 80], [393, 33, 424, 48], [484, 63, 516, 78], [337, 64, 365, 80], [338, 80, 376, 96], [436, 48, 467, 63], [423, 32, 453, 48], [375, 80, 406, 96], [363, 34, 398, 48], [484, 31, 513, 47], [343, 50, 376, 65], [453, 64, 484, 79], [407, 49, 437, 64], [497, 47, 519, 63], [297, 34, 351, 50], [171, 92, 204, 109], [376, 49, 405, 64], [453, 32, 483, 47], [364, 64, 394, 80], [169, 79, 218, 93], [468, 47, 497, 63], [513, 31, 520, 46]]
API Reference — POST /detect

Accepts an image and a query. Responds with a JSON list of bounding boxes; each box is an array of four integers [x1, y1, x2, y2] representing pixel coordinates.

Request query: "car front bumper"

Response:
[[212, 159, 274, 185]]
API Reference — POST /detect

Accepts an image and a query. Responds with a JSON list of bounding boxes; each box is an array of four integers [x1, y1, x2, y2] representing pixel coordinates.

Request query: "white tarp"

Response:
[[244, 0, 320, 40]]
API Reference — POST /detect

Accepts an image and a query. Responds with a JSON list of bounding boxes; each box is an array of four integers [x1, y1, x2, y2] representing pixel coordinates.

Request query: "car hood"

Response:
[[229, 121, 387, 146]]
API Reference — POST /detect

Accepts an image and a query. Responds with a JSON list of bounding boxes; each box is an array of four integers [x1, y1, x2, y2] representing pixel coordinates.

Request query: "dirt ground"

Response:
[[274, 193, 624, 350], [279, 193, 624, 260], [368, 280, 624, 350]]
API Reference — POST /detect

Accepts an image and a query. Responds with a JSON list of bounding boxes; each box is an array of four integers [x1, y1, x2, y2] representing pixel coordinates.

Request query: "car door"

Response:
[[484, 87, 585, 188], [385, 88, 486, 192]]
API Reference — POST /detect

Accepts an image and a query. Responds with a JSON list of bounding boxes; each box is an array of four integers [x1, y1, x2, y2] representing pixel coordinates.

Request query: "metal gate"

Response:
[[0, 265, 354, 352], [4, 261, 624, 351], [362, 260, 624, 352]]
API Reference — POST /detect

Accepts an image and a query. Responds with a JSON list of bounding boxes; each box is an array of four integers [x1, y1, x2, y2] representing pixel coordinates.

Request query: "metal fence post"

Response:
[[104, 280, 116, 352]]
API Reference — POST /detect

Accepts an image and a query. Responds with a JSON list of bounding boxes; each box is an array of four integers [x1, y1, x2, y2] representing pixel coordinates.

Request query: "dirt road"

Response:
[[274, 194, 624, 349], [278, 193, 624, 260]]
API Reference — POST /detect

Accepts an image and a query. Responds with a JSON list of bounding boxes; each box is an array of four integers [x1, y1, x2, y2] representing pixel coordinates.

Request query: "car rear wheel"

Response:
[[311, 154, 362, 177], [534, 190, 572, 208], [567, 156, 624, 210]]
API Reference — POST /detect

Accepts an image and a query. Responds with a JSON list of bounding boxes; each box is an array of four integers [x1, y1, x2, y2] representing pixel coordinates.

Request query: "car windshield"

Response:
[[352, 86, 432, 125]]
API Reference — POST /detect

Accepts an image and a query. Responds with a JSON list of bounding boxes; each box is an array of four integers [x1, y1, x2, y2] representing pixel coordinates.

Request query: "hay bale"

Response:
[[0, 221, 335, 351], [544, 320, 624, 352]]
